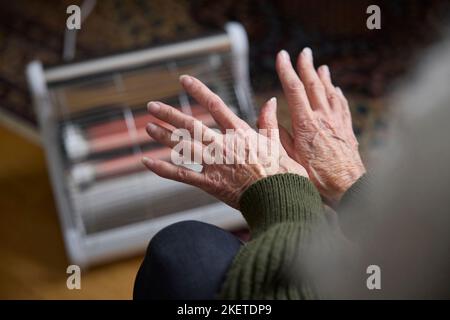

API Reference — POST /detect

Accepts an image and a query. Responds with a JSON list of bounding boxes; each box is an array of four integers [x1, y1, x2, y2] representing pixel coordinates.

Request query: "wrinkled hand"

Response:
[[275, 48, 365, 204], [142, 75, 308, 209]]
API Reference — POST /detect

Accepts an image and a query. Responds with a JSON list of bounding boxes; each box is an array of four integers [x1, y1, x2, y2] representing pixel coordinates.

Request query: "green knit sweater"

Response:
[[219, 173, 327, 299]]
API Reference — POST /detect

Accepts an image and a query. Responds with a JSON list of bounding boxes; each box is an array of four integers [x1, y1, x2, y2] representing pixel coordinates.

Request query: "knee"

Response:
[[152, 220, 206, 243], [145, 220, 210, 261], [137, 220, 242, 299], [145, 220, 240, 265]]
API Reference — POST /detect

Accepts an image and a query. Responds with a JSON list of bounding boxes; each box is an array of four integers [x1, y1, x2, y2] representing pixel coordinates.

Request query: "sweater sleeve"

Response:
[[219, 173, 325, 299], [338, 174, 370, 209]]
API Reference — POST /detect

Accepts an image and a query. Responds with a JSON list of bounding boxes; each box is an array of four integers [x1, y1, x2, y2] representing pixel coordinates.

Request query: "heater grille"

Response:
[[27, 23, 254, 266]]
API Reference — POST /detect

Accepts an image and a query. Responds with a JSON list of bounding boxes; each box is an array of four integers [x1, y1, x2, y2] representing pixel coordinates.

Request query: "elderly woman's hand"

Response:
[[275, 48, 366, 205], [142, 75, 308, 209]]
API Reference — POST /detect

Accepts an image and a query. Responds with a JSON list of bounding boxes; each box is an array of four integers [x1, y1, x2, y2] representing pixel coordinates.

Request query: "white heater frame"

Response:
[[26, 22, 253, 268]]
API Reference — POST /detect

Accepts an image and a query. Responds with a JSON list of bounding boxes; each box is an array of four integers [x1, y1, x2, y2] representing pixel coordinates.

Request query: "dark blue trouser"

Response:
[[133, 220, 242, 299]]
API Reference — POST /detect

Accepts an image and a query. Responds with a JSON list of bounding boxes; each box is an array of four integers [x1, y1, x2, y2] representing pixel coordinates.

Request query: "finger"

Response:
[[336, 87, 350, 115], [336, 87, 352, 123], [278, 125, 295, 158], [147, 101, 218, 141], [336, 87, 356, 140], [276, 50, 314, 129], [317, 65, 341, 111], [146, 122, 177, 147], [257, 97, 278, 139], [179, 75, 249, 130], [146, 122, 208, 163], [142, 157, 205, 187], [296, 47, 330, 114]]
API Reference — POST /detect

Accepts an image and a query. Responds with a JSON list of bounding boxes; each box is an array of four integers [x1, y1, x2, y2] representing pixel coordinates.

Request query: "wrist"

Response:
[[334, 164, 366, 202], [239, 173, 323, 235]]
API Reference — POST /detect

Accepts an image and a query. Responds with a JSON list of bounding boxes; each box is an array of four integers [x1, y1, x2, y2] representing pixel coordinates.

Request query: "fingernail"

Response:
[[269, 97, 277, 112], [147, 101, 160, 113], [146, 123, 157, 132], [336, 86, 343, 95], [302, 47, 313, 62], [142, 157, 153, 166], [279, 50, 290, 62], [179, 75, 193, 86], [321, 65, 330, 77]]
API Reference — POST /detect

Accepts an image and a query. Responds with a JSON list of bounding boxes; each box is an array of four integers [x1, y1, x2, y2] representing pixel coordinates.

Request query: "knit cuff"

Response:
[[239, 173, 323, 234]]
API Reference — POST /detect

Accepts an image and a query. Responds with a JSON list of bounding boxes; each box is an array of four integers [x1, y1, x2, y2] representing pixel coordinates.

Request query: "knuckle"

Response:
[[176, 167, 189, 181], [206, 96, 220, 113], [279, 69, 289, 77], [306, 80, 324, 93], [298, 64, 309, 73], [327, 93, 340, 106], [190, 80, 201, 93], [161, 105, 173, 119], [152, 127, 163, 140], [206, 171, 221, 186], [343, 105, 352, 117], [184, 118, 196, 132], [264, 114, 276, 128], [286, 78, 302, 92], [236, 119, 250, 130]]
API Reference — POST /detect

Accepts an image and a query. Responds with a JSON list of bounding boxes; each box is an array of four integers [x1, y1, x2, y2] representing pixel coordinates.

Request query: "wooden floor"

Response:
[[0, 125, 144, 299]]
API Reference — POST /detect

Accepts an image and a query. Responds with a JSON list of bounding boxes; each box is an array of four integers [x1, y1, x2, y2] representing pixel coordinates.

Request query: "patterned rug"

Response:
[[0, 0, 448, 149]]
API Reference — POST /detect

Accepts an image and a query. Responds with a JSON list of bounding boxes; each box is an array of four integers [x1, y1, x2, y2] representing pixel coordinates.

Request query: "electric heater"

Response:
[[26, 22, 255, 267]]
